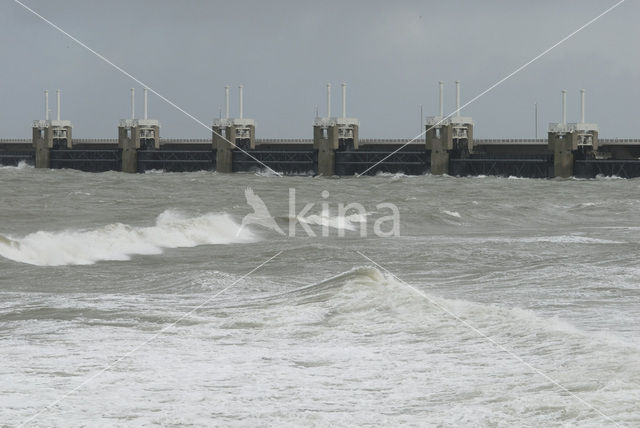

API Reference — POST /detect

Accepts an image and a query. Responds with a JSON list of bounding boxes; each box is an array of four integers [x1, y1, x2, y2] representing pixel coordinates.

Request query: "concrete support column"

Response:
[[425, 126, 438, 150], [548, 131, 577, 178], [351, 124, 360, 149], [466, 124, 474, 154], [119, 126, 138, 173], [314, 125, 337, 176], [429, 124, 453, 175], [248, 125, 256, 149], [215, 126, 235, 173], [313, 126, 323, 150], [32, 127, 52, 169], [430, 142, 450, 175], [64, 126, 73, 149], [151, 125, 160, 149]]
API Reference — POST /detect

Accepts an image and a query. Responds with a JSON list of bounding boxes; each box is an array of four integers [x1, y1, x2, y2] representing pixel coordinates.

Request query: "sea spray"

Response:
[[0, 210, 256, 266]]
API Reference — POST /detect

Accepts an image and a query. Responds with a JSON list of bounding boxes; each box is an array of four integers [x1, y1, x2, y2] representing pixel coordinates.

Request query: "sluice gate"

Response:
[[0, 151, 34, 167], [231, 150, 316, 174], [50, 149, 121, 172], [137, 150, 216, 173], [335, 150, 428, 176], [450, 154, 552, 178], [574, 160, 640, 179]]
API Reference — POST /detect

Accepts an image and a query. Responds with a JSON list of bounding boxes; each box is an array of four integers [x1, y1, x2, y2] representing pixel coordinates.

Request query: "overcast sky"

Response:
[[1, 0, 638, 139]]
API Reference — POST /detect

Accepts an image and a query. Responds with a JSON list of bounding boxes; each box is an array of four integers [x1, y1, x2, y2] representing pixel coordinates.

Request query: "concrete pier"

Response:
[[313, 122, 339, 176], [32, 89, 72, 168], [548, 89, 598, 178], [32, 126, 52, 169], [213, 85, 256, 172], [312, 83, 360, 176], [548, 130, 577, 178], [118, 88, 160, 173], [426, 123, 451, 175], [425, 81, 473, 175]]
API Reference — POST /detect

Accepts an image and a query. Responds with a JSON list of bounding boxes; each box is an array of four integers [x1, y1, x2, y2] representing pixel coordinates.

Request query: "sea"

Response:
[[1, 163, 639, 427]]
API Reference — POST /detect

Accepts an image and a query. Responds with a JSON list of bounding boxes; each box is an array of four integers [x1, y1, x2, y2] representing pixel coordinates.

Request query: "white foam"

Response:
[[595, 174, 624, 180], [442, 210, 462, 218], [0, 210, 256, 266], [322, 267, 640, 351], [0, 161, 32, 170], [510, 236, 622, 244], [459, 235, 624, 245], [297, 208, 368, 231], [375, 171, 408, 179], [253, 168, 282, 177]]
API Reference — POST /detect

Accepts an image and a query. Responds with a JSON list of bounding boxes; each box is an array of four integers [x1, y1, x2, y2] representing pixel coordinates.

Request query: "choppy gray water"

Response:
[[1, 164, 639, 427]]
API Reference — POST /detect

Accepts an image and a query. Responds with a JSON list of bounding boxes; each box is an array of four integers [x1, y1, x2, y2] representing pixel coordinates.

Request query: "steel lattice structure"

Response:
[[0, 151, 35, 166], [574, 160, 640, 178], [232, 150, 317, 174], [50, 149, 121, 172], [335, 151, 428, 175], [137, 150, 215, 172], [450, 158, 551, 178]]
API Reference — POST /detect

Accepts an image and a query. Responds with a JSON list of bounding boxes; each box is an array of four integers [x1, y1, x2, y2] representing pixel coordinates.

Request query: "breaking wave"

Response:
[[273, 266, 640, 353], [0, 161, 32, 170], [0, 210, 256, 266]]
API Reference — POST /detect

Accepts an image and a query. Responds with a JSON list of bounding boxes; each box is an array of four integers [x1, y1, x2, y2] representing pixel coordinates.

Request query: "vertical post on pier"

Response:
[[580, 89, 585, 124], [225, 86, 230, 119], [327, 83, 331, 119], [56, 89, 61, 122], [439, 81, 444, 118], [239, 85, 244, 120], [342, 83, 346, 119], [144, 88, 148, 120], [455, 81, 461, 118], [131, 88, 135, 120], [561, 90, 566, 126], [535, 103, 538, 139]]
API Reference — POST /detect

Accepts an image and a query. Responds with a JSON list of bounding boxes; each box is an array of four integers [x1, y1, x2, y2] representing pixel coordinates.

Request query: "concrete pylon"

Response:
[[214, 126, 235, 173], [118, 125, 137, 173], [314, 125, 338, 176], [32, 126, 52, 169], [548, 131, 578, 178], [431, 124, 453, 175]]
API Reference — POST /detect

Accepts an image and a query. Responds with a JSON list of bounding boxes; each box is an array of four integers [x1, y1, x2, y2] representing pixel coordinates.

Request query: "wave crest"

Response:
[[0, 210, 256, 266]]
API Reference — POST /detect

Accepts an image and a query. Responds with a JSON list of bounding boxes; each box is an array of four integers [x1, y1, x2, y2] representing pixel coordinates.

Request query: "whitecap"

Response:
[[0, 210, 256, 266]]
